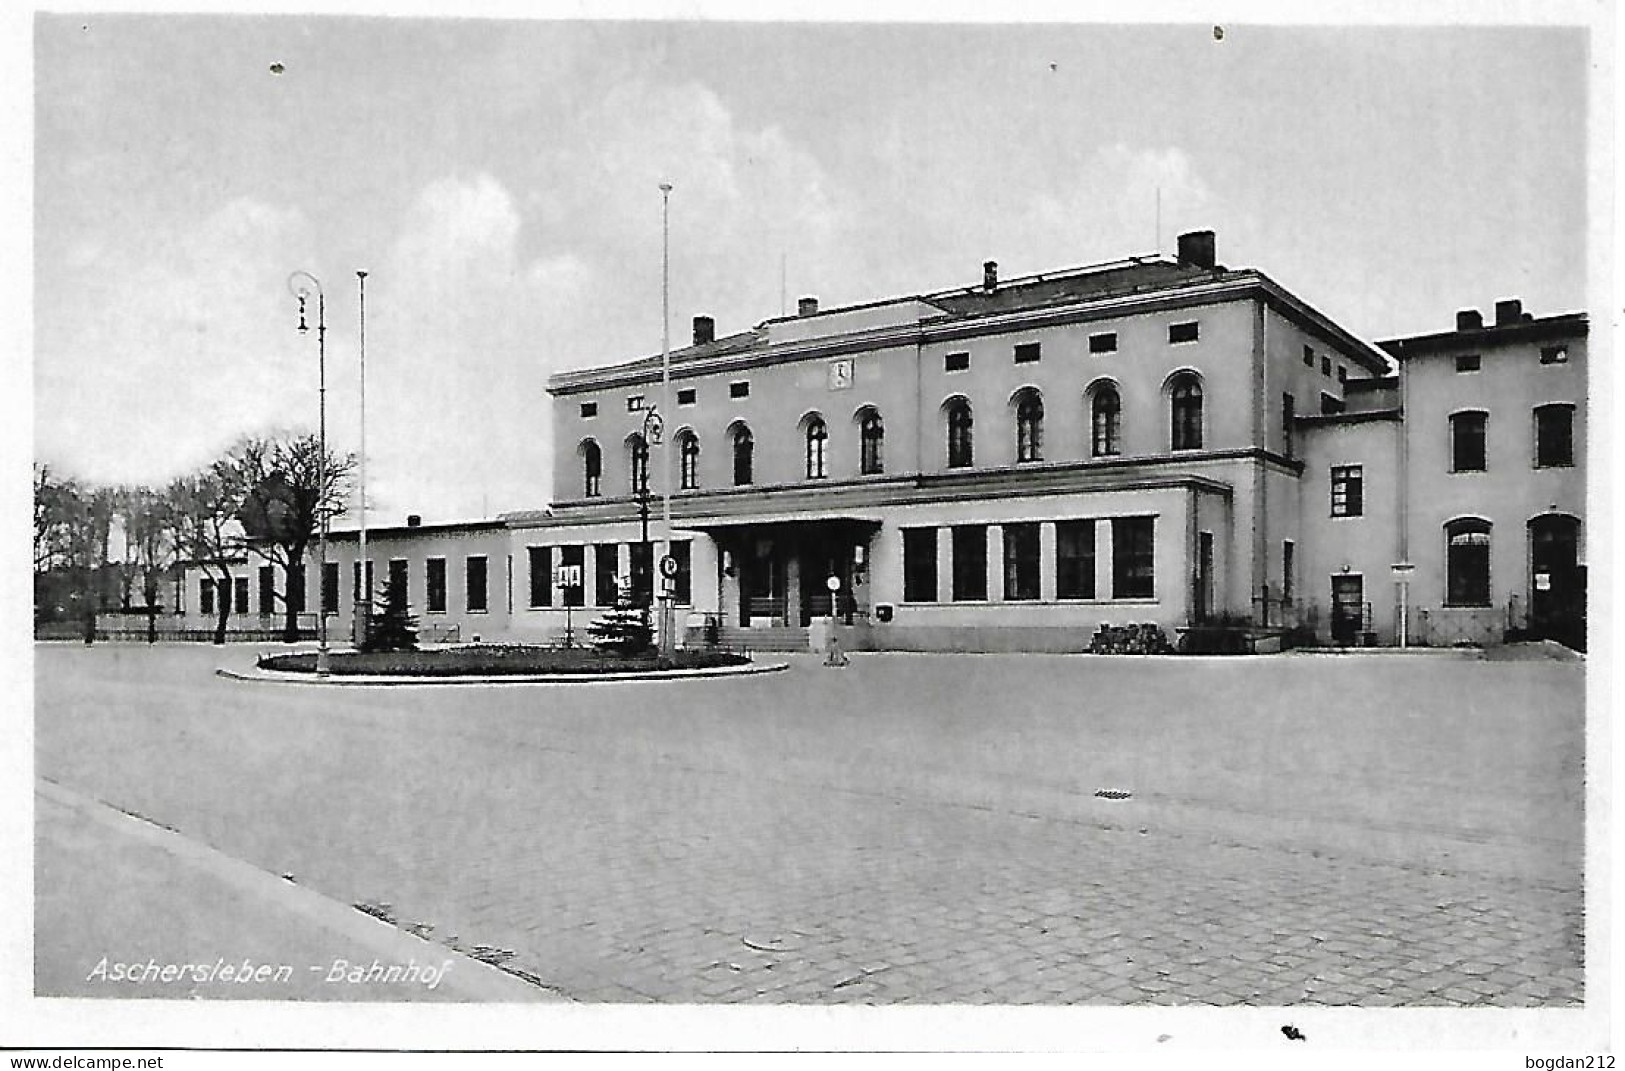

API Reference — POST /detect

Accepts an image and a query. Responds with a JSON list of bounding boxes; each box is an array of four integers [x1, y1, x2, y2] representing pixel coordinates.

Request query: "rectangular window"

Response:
[[528, 546, 553, 607], [902, 528, 938, 603], [1535, 405, 1574, 468], [1540, 345, 1568, 365], [729, 380, 750, 398], [1320, 355, 1332, 376], [595, 542, 620, 607], [322, 563, 339, 614], [258, 565, 275, 614], [1303, 344, 1314, 367], [387, 559, 409, 606], [626, 394, 645, 412], [1451, 412, 1488, 472], [426, 557, 447, 613], [352, 560, 374, 601], [1014, 342, 1041, 364], [1089, 332, 1117, 354], [579, 401, 598, 418], [287, 564, 305, 613], [951, 525, 988, 602], [677, 388, 697, 406], [466, 556, 488, 612], [1055, 520, 1096, 600], [1168, 321, 1199, 344], [200, 579, 215, 616], [559, 546, 585, 607], [629, 543, 652, 606], [1337, 365, 1348, 384], [1111, 516, 1155, 600], [1455, 353, 1481, 373], [672, 540, 692, 605], [944, 351, 970, 372], [234, 576, 250, 615], [1002, 523, 1040, 601], [1331, 465, 1364, 517], [1282, 393, 1295, 457]]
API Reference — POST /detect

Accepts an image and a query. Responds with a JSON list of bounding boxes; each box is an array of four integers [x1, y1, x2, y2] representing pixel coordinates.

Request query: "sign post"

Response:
[[1391, 562, 1415, 648], [658, 554, 679, 658], [557, 564, 583, 648]]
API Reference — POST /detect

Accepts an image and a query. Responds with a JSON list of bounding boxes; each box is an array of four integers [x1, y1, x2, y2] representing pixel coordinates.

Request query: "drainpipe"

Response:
[[1254, 299, 1270, 624]]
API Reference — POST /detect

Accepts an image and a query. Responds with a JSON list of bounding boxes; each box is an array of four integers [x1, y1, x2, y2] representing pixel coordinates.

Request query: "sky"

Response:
[[30, 11, 1595, 524]]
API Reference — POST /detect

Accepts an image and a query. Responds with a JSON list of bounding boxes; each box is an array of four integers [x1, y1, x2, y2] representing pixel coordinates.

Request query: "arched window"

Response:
[[1170, 374, 1203, 451], [628, 434, 649, 496], [582, 440, 602, 497], [859, 409, 885, 475], [678, 431, 700, 490], [1091, 386, 1121, 457], [732, 425, 753, 486], [1445, 518, 1492, 607], [946, 398, 974, 468], [804, 416, 828, 479], [1015, 389, 1044, 463]]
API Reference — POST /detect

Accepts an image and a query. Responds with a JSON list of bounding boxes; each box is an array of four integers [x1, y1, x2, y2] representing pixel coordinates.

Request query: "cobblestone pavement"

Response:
[[34, 644, 1586, 1005]]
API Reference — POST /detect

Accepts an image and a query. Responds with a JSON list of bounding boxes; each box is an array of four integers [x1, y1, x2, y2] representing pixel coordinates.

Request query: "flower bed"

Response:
[[257, 644, 751, 677]]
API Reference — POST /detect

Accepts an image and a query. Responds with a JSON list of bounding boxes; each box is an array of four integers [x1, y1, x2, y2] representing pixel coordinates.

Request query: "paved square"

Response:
[[34, 644, 1584, 1004]]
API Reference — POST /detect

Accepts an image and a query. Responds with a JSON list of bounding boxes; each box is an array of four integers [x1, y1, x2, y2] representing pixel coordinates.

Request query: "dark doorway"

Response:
[[1194, 531, 1214, 624], [1330, 574, 1364, 646], [1529, 515, 1584, 650]]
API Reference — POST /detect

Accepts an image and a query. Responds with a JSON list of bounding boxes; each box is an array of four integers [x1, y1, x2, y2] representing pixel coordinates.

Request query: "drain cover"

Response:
[[1094, 789, 1133, 800]]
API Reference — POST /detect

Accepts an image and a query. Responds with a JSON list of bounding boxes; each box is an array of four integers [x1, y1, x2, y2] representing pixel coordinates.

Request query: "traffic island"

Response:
[[222, 644, 785, 685]]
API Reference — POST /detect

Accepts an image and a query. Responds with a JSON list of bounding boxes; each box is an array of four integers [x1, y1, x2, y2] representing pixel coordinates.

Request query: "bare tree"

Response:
[[124, 486, 180, 643], [167, 467, 248, 645], [231, 434, 356, 643]]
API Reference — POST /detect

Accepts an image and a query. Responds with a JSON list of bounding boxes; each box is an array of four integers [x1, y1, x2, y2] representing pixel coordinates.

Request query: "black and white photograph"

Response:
[[8, 1, 1611, 1062]]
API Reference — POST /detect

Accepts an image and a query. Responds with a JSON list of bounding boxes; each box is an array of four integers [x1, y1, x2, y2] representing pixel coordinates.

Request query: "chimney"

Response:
[[406, 514, 422, 528], [1176, 230, 1217, 270], [692, 315, 715, 346], [1456, 309, 1483, 331], [797, 296, 819, 317], [983, 260, 998, 292], [1494, 298, 1523, 326]]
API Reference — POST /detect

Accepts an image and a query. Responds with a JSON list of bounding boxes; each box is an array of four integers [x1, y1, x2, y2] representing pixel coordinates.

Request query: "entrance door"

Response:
[[1194, 532, 1214, 624], [1529, 515, 1584, 649], [1330, 575, 1364, 645], [741, 538, 782, 627]]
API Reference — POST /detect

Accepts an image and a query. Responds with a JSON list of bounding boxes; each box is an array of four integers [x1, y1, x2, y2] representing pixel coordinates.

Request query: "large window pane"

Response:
[[1112, 516, 1155, 599], [1056, 520, 1096, 600], [903, 528, 938, 603], [1003, 523, 1039, 600], [951, 525, 987, 601]]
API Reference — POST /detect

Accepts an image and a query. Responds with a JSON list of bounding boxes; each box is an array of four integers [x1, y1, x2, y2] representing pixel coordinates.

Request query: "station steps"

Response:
[[717, 625, 812, 653]]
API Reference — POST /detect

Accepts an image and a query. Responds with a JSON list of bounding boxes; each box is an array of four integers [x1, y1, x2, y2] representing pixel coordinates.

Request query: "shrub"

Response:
[[361, 583, 418, 653], [585, 586, 653, 656]]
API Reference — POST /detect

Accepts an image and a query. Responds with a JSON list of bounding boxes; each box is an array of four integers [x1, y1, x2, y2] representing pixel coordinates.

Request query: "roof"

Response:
[[547, 248, 1391, 393], [1378, 312, 1587, 359], [322, 519, 507, 540]]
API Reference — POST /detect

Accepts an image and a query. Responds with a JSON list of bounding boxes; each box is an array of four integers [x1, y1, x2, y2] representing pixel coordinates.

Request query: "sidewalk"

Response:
[[34, 779, 564, 1002]]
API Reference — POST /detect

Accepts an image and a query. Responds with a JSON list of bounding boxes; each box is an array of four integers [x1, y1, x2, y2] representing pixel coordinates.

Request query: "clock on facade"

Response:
[[827, 357, 854, 390]]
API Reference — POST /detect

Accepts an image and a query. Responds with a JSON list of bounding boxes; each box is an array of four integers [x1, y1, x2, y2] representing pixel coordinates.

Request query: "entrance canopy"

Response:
[[686, 513, 882, 533]]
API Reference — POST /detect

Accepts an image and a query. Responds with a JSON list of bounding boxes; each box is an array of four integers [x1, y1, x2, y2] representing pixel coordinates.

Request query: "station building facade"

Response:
[[178, 231, 1588, 652]]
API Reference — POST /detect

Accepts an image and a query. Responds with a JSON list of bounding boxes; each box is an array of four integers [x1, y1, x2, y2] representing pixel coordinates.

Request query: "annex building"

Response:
[[178, 231, 1589, 653]]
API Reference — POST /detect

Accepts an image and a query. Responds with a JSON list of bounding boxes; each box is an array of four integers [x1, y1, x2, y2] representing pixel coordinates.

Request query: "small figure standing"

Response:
[[824, 631, 849, 668]]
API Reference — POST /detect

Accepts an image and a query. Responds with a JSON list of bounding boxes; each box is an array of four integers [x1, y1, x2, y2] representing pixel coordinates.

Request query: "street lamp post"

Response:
[[638, 405, 663, 635], [658, 181, 675, 658], [288, 270, 330, 677], [356, 270, 369, 650]]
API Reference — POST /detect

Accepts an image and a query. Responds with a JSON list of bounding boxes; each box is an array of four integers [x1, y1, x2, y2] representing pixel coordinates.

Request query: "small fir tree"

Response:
[[586, 582, 653, 656], [362, 582, 418, 653]]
